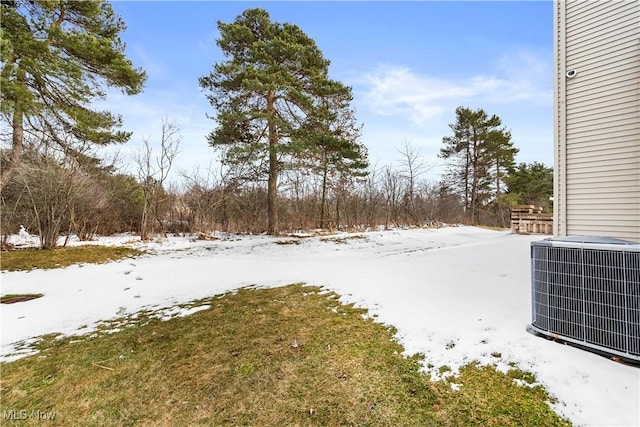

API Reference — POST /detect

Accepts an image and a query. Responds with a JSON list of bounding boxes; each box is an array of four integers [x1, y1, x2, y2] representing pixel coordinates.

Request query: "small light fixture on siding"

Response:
[[566, 69, 577, 79]]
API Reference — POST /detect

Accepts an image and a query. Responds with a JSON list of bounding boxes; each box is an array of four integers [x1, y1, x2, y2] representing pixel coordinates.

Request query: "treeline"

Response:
[[0, 3, 553, 248], [170, 144, 466, 234], [0, 132, 552, 248], [0, 139, 459, 245]]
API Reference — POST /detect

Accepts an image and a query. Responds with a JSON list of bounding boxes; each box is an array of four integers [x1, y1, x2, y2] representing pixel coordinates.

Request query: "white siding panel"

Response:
[[569, 91, 637, 109], [568, 93, 638, 115], [568, 187, 639, 196], [567, 168, 639, 182], [567, 82, 638, 105], [565, 68, 639, 98], [561, 0, 640, 245], [566, 213, 640, 223], [566, 218, 640, 225], [566, 114, 639, 132], [565, 0, 602, 17], [567, 43, 637, 69], [567, 6, 635, 42], [567, 103, 638, 122], [566, 0, 618, 19], [571, 176, 640, 189], [567, 21, 636, 56], [567, 9, 636, 40], [566, 60, 638, 85], [567, 225, 640, 242], [566, 170, 640, 181], [567, 173, 639, 187], [569, 52, 638, 76], [566, 139, 638, 154], [566, 121, 638, 138], [566, 157, 639, 171], [555, 0, 640, 242], [566, 1, 634, 30], [553, 0, 567, 236], [566, 141, 639, 156], [566, 147, 640, 163]]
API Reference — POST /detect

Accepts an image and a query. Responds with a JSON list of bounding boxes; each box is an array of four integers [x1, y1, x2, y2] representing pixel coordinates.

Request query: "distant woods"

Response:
[[1, 133, 552, 247], [0, 5, 553, 247]]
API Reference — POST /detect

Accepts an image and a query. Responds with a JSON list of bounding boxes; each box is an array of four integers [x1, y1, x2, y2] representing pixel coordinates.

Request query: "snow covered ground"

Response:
[[1, 226, 638, 426]]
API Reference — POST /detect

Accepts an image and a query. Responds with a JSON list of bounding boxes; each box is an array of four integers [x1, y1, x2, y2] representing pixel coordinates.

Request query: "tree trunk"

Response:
[[464, 134, 471, 217], [320, 160, 328, 229], [222, 190, 229, 234], [140, 192, 150, 241], [496, 159, 505, 228], [266, 90, 279, 235], [470, 131, 479, 225], [335, 196, 340, 230], [1, 69, 25, 190]]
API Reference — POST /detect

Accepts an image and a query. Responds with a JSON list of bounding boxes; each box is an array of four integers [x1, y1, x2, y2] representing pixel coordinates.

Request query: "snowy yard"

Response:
[[1, 226, 638, 426]]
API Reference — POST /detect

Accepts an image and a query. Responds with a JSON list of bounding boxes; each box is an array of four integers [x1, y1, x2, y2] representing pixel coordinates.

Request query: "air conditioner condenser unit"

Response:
[[529, 236, 640, 363]]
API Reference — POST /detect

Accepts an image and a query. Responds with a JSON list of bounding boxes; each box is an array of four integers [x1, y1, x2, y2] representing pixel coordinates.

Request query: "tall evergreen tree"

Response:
[[486, 128, 518, 225], [505, 162, 553, 211], [0, 0, 147, 188], [439, 106, 517, 225], [486, 129, 518, 197], [199, 8, 354, 234], [297, 95, 368, 228]]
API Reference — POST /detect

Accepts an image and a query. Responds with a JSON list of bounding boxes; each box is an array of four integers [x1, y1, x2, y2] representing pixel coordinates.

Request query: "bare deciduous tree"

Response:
[[381, 165, 402, 230], [135, 118, 181, 240], [397, 140, 432, 226]]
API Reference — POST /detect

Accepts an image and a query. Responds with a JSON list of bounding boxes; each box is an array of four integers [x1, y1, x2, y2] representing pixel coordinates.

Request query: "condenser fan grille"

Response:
[[530, 237, 640, 362]]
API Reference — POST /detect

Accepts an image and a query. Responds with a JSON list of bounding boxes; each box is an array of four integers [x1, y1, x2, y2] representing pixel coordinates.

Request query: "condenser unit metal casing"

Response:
[[530, 236, 640, 362]]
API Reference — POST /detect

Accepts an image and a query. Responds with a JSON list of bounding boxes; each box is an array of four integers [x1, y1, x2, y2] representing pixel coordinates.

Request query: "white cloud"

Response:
[[359, 50, 552, 125]]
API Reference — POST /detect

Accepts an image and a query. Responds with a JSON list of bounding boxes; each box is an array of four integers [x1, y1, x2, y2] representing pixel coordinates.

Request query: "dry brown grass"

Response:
[[0, 246, 143, 271], [0, 284, 570, 426]]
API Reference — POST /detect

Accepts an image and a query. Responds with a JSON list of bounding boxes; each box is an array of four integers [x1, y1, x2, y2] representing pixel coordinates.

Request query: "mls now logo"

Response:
[[3, 409, 56, 420], [3, 410, 28, 420]]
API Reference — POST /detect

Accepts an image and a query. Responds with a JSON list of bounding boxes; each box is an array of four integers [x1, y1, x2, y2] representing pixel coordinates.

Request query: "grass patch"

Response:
[[0, 285, 570, 426], [439, 363, 564, 426], [478, 226, 511, 232], [0, 246, 143, 272], [320, 234, 367, 244], [0, 293, 44, 304], [274, 239, 301, 245]]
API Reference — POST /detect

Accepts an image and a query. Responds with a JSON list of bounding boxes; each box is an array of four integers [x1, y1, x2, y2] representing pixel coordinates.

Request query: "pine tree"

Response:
[[199, 8, 355, 234], [505, 162, 553, 211], [439, 106, 517, 225], [0, 0, 147, 188], [296, 95, 368, 228], [486, 128, 518, 226]]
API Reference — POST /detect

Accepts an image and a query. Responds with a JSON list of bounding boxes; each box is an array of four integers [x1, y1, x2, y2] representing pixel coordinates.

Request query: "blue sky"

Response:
[[105, 1, 553, 182]]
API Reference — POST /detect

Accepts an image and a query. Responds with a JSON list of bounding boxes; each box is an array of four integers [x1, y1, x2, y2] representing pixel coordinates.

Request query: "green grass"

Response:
[[0, 246, 143, 272], [0, 284, 571, 426]]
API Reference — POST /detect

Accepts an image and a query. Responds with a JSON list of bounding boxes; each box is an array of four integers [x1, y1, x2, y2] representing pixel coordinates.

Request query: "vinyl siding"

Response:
[[553, 0, 567, 235], [554, 0, 640, 242]]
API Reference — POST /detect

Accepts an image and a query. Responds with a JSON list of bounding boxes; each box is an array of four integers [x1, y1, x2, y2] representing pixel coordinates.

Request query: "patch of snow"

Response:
[[1, 226, 638, 426]]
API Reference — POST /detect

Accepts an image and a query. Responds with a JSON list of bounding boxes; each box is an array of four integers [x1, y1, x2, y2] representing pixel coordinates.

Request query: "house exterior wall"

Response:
[[554, 0, 640, 242]]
